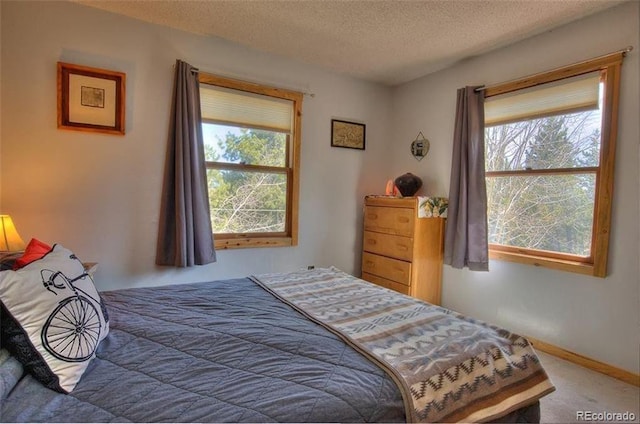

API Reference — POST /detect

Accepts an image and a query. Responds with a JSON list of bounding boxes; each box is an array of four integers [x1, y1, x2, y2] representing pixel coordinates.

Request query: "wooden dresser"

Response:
[[361, 196, 445, 305]]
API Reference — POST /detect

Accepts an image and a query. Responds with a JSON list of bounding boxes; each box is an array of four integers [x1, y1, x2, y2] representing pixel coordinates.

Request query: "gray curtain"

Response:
[[444, 86, 489, 271], [156, 60, 216, 267]]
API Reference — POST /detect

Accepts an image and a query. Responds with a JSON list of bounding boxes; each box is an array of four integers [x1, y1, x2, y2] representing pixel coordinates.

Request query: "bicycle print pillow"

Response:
[[0, 244, 109, 393]]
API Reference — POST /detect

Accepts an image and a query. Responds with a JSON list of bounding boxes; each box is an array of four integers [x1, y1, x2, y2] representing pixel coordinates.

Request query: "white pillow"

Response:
[[0, 244, 109, 393]]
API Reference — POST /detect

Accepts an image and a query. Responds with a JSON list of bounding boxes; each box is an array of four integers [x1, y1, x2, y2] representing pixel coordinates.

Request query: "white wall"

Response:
[[0, 1, 392, 289], [391, 2, 639, 374]]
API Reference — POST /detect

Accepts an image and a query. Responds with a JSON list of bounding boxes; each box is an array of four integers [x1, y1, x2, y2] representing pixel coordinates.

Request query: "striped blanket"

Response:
[[251, 267, 555, 423]]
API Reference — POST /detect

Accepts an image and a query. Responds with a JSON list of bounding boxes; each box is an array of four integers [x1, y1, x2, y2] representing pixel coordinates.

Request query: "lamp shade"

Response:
[[0, 215, 26, 252]]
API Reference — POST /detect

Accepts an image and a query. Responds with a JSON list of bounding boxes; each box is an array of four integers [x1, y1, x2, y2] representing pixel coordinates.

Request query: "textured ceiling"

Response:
[[74, 0, 624, 86]]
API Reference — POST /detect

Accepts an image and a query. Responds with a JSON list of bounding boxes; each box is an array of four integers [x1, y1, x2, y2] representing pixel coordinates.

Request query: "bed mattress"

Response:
[[1, 277, 405, 422], [0, 275, 541, 422]]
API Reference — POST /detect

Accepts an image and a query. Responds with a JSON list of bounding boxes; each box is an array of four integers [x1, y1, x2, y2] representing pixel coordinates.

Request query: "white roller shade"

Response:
[[200, 84, 293, 133], [485, 72, 601, 126]]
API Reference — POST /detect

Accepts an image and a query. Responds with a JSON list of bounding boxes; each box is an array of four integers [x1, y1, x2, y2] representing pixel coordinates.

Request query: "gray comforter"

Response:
[[0, 278, 405, 422]]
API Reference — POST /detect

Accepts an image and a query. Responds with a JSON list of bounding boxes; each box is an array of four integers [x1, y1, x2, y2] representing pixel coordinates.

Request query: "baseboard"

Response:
[[527, 336, 640, 387]]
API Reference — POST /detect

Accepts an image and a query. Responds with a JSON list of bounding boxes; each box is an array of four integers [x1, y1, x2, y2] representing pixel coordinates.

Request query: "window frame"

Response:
[[484, 52, 624, 277], [199, 73, 302, 250]]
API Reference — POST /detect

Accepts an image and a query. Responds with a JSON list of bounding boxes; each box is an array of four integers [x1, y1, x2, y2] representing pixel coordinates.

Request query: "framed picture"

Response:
[[57, 62, 126, 135], [331, 119, 365, 150]]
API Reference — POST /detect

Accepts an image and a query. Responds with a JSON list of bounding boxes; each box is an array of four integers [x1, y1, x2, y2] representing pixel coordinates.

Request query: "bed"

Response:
[[0, 249, 552, 423]]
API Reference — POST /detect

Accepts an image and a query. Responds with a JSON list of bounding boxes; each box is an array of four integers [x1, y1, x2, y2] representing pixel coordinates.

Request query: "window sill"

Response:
[[489, 249, 600, 277], [214, 236, 295, 250]]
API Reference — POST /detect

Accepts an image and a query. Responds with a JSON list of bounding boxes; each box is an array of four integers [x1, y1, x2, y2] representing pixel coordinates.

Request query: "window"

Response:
[[199, 73, 302, 249], [483, 52, 625, 277]]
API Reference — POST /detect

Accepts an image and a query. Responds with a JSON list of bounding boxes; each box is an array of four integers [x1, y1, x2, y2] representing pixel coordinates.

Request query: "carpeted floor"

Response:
[[537, 351, 639, 423]]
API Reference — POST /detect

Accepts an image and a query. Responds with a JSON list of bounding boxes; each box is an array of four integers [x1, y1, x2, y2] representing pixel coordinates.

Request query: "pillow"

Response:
[[0, 244, 109, 393], [0, 252, 22, 271], [12, 238, 52, 270]]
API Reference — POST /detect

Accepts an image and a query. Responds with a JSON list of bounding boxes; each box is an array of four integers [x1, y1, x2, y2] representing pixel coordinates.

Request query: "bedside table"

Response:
[[83, 262, 99, 277]]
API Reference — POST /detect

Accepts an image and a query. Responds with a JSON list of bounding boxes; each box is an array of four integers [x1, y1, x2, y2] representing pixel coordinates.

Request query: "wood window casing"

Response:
[[484, 52, 624, 277], [198, 73, 303, 250]]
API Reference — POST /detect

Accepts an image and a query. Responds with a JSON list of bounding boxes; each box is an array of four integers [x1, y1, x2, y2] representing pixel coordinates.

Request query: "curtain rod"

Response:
[[176, 63, 316, 98], [474, 45, 633, 93]]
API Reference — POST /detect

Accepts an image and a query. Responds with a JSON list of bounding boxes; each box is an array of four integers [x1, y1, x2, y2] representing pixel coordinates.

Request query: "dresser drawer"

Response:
[[362, 231, 413, 261], [364, 206, 414, 237], [361, 252, 411, 285], [362, 272, 410, 295]]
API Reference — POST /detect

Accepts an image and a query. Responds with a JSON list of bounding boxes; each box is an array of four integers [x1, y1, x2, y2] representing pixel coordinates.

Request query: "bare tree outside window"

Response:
[[485, 110, 601, 257], [204, 126, 287, 234]]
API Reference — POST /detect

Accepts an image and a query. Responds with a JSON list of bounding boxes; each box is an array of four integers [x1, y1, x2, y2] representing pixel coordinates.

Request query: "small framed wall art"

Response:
[[57, 62, 126, 135], [331, 119, 365, 150], [411, 131, 430, 161]]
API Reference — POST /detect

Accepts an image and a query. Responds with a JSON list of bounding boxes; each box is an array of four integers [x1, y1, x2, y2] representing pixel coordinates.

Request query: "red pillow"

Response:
[[12, 238, 53, 270]]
